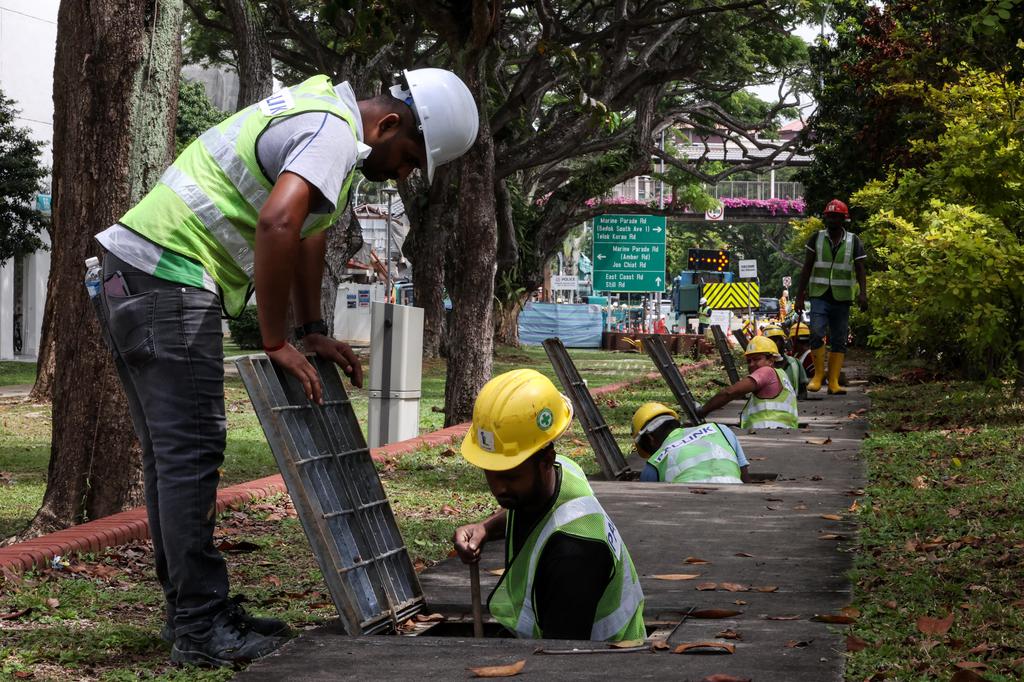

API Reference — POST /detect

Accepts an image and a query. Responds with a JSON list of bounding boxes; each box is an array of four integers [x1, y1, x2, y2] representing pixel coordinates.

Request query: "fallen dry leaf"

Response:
[[912, 475, 929, 490], [818, 533, 846, 540], [13, 672, 32, 680], [764, 614, 801, 621], [691, 609, 742, 619], [487, 568, 505, 577], [820, 514, 842, 521], [216, 540, 260, 553], [848, 500, 860, 513], [883, 600, 898, 610], [684, 557, 709, 565], [696, 582, 718, 591], [954, 662, 987, 671], [609, 639, 645, 649], [916, 613, 954, 636], [846, 634, 869, 652], [734, 552, 754, 558], [439, 504, 461, 516], [805, 437, 832, 445], [733, 600, 748, 605], [652, 574, 702, 581], [754, 586, 779, 593], [721, 582, 749, 592], [841, 606, 861, 619], [414, 612, 445, 623], [716, 629, 741, 640], [810, 614, 855, 624], [967, 643, 991, 655], [467, 660, 525, 678], [784, 639, 812, 648], [651, 640, 671, 651], [673, 641, 736, 655], [44, 598, 59, 609], [266, 575, 282, 588]]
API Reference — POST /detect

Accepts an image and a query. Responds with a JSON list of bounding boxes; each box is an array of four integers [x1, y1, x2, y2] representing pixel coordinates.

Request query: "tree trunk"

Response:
[[29, 301, 55, 400], [319, 206, 362, 337], [443, 69, 497, 426], [493, 293, 526, 347], [222, 0, 273, 110], [22, 0, 184, 538], [402, 173, 455, 360]]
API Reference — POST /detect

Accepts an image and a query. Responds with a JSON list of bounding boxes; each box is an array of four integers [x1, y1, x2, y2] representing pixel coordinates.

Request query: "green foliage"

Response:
[[175, 78, 228, 156], [854, 67, 1024, 378], [226, 305, 263, 349], [0, 88, 49, 266]]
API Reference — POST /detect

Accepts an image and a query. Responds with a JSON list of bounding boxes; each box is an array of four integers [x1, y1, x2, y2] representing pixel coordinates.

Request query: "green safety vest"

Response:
[[808, 230, 856, 302], [649, 423, 742, 484], [781, 356, 802, 394], [489, 456, 646, 642], [120, 75, 359, 316], [699, 305, 712, 324], [740, 368, 799, 430]]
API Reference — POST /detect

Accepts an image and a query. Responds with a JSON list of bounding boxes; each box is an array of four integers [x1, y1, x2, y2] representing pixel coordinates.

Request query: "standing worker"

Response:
[[453, 370, 646, 642], [91, 70, 479, 667], [632, 403, 750, 484], [697, 336, 799, 430], [765, 325, 808, 400], [697, 297, 712, 334], [794, 199, 869, 395]]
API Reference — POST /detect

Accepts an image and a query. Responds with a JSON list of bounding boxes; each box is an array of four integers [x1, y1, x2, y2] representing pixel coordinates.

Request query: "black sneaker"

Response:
[[170, 609, 284, 667], [160, 596, 289, 643]]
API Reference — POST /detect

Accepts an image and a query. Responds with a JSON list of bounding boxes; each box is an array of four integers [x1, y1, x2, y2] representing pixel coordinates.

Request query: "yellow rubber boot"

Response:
[[807, 346, 827, 392], [828, 352, 847, 395]]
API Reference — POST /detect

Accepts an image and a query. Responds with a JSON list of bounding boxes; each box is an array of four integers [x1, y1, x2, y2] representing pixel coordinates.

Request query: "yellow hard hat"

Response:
[[744, 335, 781, 359], [764, 325, 785, 339], [461, 369, 573, 471], [631, 402, 679, 457], [789, 322, 810, 338], [631, 402, 679, 441]]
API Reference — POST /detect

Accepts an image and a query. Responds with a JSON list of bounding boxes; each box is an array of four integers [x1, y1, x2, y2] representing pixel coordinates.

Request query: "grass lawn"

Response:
[[0, 354, 726, 680], [0, 344, 666, 540], [0, 361, 36, 387], [845, 377, 1024, 680]]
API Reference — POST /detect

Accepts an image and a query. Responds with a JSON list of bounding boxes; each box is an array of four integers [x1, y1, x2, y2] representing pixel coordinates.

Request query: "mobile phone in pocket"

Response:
[[103, 271, 131, 297]]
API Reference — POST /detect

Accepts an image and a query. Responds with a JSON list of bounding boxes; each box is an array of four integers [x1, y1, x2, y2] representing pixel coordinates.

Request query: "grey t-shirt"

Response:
[[96, 81, 369, 291]]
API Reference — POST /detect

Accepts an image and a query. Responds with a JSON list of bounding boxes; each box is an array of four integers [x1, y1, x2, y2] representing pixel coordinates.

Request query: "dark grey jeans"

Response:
[[95, 252, 228, 637], [808, 296, 851, 353]]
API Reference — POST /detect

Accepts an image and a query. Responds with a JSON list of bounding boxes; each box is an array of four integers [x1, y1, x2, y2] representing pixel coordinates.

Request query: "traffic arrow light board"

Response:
[[592, 214, 667, 292]]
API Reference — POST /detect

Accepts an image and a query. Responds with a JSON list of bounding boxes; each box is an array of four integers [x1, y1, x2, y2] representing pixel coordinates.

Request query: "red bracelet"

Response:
[[262, 341, 286, 353]]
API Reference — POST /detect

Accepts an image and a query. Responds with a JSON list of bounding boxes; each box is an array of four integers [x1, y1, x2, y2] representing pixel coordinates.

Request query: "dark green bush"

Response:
[[227, 305, 262, 349]]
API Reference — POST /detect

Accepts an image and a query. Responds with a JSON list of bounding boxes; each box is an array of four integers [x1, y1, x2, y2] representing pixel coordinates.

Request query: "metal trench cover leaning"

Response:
[[236, 354, 424, 635]]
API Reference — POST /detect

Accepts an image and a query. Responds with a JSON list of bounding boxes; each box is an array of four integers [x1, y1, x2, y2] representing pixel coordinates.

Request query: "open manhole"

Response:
[[404, 618, 681, 639]]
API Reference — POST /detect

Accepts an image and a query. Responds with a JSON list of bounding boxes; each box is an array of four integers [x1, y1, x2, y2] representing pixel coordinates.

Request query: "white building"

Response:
[[0, 0, 58, 360]]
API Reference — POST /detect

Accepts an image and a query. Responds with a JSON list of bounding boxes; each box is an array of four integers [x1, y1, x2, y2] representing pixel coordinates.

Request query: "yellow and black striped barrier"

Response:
[[703, 281, 760, 309]]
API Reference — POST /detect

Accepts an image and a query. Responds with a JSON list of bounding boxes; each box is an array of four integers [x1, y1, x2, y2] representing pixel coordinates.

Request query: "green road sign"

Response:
[[592, 214, 667, 292]]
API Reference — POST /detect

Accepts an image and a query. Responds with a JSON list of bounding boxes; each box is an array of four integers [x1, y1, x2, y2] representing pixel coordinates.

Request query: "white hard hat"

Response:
[[700, 297, 708, 304], [390, 68, 479, 182]]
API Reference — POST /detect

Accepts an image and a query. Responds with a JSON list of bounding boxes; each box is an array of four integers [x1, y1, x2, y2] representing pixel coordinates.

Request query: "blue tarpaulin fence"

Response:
[[518, 303, 603, 348]]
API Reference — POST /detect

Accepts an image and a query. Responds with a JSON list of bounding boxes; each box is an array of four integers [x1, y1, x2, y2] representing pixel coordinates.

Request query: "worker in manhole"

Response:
[[696, 336, 799, 430], [631, 402, 749, 484], [765, 324, 808, 400], [91, 69, 479, 667], [793, 198, 869, 396], [453, 369, 646, 642], [789, 322, 815, 388]]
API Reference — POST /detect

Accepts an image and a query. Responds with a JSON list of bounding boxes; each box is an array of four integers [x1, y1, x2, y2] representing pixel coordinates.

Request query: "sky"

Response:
[[748, 21, 827, 120]]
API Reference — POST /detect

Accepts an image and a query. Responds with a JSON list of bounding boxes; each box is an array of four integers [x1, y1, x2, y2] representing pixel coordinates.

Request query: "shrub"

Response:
[[227, 305, 262, 349]]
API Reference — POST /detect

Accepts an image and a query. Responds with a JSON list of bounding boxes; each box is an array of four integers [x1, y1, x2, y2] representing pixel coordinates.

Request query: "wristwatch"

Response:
[[294, 319, 328, 340]]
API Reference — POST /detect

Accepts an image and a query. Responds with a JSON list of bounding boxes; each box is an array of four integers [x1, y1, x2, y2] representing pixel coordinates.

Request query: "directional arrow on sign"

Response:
[[597, 253, 607, 260], [653, 226, 663, 233], [655, 276, 662, 286]]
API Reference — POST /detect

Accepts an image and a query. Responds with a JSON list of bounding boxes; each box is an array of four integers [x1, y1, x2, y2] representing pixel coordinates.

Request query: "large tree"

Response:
[[24, 0, 184, 536]]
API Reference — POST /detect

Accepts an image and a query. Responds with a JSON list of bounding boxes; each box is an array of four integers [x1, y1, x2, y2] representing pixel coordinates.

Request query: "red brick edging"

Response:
[[0, 358, 714, 574]]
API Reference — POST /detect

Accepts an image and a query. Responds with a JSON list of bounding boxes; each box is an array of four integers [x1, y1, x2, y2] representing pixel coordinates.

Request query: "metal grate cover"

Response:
[[542, 338, 631, 481], [235, 354, 424, 635], [641, 336, 705, 426], [711, 325, 742, 385]]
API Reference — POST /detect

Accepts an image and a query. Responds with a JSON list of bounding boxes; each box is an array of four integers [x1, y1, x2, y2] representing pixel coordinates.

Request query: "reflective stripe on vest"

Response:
[[783, 356, 801, 393], [120, 75, 358, 316], [740, 368, 799, 429], [651, 424, 742, 484], [809, 230, 855, 301], [489, 456, 646, 642]]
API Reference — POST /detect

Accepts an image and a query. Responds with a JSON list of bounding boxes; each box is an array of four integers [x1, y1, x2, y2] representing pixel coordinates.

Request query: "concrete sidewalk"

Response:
[[239, 362, 869, 681]]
